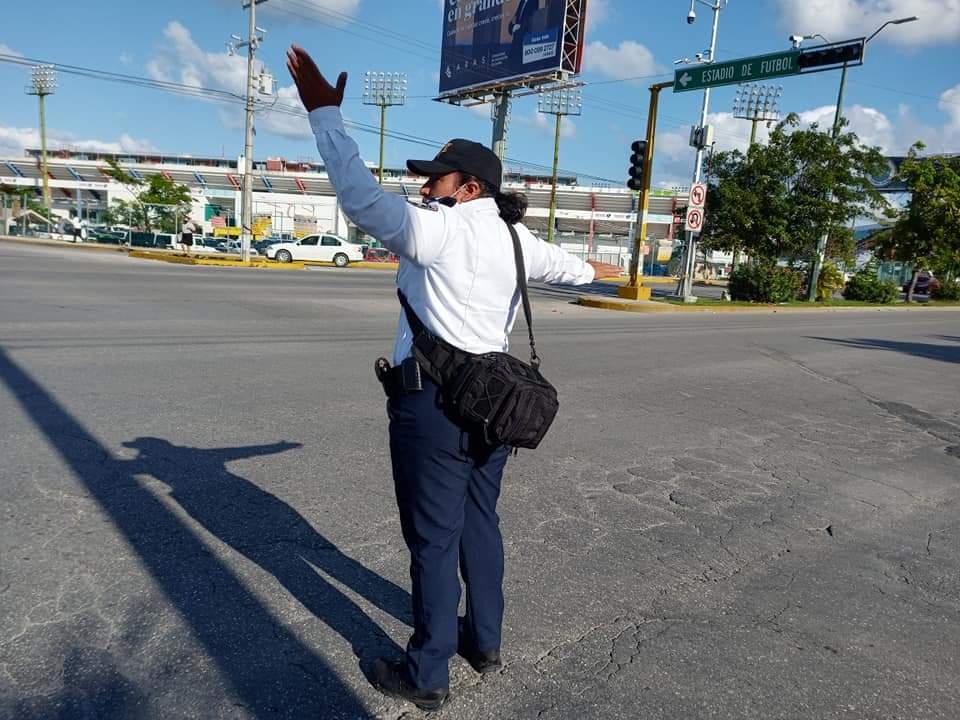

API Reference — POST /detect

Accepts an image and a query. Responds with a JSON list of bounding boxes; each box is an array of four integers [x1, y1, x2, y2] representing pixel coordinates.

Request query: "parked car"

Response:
[[266, 233, 364, 266], [154, 233, 177, 249], [364, 247, 399, 263], [224, 240, 260, 256], [903, 273, 940, 294]]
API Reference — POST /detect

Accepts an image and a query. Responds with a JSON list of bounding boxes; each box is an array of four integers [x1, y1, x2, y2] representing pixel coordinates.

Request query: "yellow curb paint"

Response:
[[128, 251, 305, 269], [578, 296, 676, 313]]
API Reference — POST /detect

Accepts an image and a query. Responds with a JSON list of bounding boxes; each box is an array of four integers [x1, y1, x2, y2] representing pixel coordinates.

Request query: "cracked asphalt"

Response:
[[1, 242, 959, 719]]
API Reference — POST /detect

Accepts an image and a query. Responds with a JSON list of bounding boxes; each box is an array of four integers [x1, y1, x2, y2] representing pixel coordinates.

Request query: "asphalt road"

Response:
[[1, 242, 959, 720]]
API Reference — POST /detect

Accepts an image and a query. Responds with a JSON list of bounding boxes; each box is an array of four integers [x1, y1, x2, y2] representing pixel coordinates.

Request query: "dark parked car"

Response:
[[903, 273, 940, 294]]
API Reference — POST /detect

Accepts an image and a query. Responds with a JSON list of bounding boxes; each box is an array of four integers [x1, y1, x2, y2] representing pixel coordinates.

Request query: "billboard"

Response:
[[439, 0, 586, 97]]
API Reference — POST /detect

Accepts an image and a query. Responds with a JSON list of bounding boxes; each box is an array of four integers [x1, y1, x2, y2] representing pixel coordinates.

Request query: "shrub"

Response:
[[843, 265, 899, 303], [816, 261, 846, 301], [728, 263, 804, 303], [931, 281, 960, 301]]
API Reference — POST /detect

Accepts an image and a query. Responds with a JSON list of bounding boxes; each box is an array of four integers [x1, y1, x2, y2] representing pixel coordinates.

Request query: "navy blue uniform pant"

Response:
[[388, 376, 510, 689]]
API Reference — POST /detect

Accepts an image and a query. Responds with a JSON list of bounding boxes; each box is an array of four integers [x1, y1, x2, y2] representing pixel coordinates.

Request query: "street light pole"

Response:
[[676, 0, 727, 303], [537, 87, 582, 243], [26, 65, 57, 230], [800, 15, 917, 301], [362, 72, 408, 185]]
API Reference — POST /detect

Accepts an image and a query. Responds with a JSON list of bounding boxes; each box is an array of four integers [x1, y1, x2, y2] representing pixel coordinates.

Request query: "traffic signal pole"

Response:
[[619, 80, 673, 301]]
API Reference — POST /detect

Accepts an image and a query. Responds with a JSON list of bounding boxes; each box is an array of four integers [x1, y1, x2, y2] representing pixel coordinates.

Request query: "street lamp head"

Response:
[[891, 16, 918, 24]]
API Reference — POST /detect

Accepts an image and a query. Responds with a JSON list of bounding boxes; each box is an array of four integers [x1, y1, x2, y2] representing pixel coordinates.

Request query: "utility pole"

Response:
[[795, 16, 917, 300], [675, 0, 728, 303], [619, 81, 673, 301], [26, 65, 57, 230], [362, 72, 407, 184], [537, 87, 582, 243], [491, 90, 511, 184], [230, 0, 268, 264]]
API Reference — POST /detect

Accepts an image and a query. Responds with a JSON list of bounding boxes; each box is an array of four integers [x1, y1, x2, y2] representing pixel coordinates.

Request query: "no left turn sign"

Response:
[[685, 207, 704, 233], [689, 182, 707, 208]]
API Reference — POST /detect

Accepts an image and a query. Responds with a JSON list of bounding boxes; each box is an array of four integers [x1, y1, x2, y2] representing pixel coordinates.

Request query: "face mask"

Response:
[[423, 184, 466, 209]]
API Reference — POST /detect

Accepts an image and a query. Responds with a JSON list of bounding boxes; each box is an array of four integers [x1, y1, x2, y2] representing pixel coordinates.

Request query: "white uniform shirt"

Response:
[[309, 107, 596, 365]]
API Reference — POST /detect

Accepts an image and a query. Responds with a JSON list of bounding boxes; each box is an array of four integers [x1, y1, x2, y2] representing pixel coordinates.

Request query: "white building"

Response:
[[1, 148, 692, 267]]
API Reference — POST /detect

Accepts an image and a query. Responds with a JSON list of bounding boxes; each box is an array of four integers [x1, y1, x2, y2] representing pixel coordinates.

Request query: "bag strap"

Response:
[[506, 223, 541, 369], [397, 288, 426, 337]]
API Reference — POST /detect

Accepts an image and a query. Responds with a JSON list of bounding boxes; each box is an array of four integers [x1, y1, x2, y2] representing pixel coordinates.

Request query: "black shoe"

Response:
[[370, 658, 449, 712], [457, 618, 502, 674]]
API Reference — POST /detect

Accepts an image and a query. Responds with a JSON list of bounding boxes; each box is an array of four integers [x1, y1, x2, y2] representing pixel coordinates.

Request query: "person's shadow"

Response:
[[121, 436, 411, 663]]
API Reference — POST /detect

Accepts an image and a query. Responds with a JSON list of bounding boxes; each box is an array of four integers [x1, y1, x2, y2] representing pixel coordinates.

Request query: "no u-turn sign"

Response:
[[685, 207, 704, 233]]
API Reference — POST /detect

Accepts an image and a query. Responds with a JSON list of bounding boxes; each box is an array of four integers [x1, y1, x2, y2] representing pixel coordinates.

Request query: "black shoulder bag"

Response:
[[398, 223, 559, 449]]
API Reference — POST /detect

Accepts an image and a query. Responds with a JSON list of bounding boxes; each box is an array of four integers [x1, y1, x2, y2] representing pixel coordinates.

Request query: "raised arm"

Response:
[[286, 45, 449, 266]]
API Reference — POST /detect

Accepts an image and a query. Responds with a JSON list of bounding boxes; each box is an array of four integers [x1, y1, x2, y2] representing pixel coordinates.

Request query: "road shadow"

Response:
[[121, 436, 412, 638], [0, 345, 398, 719], [807, 336, 960, 364]]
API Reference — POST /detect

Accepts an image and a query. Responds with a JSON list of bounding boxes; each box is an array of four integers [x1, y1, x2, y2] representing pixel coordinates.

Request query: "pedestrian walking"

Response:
[[287, 44, 619, 712]]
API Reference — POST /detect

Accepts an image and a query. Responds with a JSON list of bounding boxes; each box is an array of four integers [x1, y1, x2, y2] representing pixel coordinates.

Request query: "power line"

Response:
[[0, 52, 622, 184]]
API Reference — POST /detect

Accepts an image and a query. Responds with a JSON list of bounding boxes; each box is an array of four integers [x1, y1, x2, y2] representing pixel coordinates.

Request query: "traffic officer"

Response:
[[287, 44, 619, 712]]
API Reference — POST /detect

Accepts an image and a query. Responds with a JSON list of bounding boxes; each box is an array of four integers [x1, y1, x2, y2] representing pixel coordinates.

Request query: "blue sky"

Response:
[[1, 0, 958, 187]]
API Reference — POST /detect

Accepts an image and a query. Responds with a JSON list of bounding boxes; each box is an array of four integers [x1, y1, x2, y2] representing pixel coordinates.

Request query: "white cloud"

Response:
[[774, 0, 960, 47], [938, 83, 960, 134], [796, 104, 898, 151], [0, 125, 158, 157], [586, 0, 611, 32], [530, 111, 577, 139], [147, 21, 248, 95], [583, 41, 660, 82], [0, 43, 24, 58], [147, 21, 311, 139]]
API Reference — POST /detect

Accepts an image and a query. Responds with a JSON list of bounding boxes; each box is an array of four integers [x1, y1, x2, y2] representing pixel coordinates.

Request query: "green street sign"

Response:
[[673, 50, 801, 93]]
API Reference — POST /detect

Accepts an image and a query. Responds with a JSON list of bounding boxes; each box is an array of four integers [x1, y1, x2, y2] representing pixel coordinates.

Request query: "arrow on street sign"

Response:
[[674, 49, 801, 93], [689, 183, 707, 209]]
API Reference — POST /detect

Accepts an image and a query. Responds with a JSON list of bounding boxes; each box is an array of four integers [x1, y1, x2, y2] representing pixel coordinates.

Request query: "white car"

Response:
[[224, 240, 259, 256], [266, 233, 364, 266]]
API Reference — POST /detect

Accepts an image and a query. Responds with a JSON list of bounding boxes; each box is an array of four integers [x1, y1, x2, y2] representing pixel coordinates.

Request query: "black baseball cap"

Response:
[[407, 139, 502, 191]]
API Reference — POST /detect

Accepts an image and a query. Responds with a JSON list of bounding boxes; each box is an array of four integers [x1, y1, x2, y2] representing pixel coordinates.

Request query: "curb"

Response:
[[128, 251, 306, 269], [577, 295, 960, 314], [577, 296, 678, 313], [595, 276, 674, 286]]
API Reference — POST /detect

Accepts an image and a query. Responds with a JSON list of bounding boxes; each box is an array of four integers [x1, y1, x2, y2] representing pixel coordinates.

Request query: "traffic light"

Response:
[[627, 140, 647, 191], [798, 41, 864, 71]]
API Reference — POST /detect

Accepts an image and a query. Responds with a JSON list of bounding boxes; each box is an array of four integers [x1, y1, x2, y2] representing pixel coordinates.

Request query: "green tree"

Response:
[[700, 114, 890, 270], [101, 158, 191, 233], [875, 145, 960, 301], [138, 174, 192, 233]]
